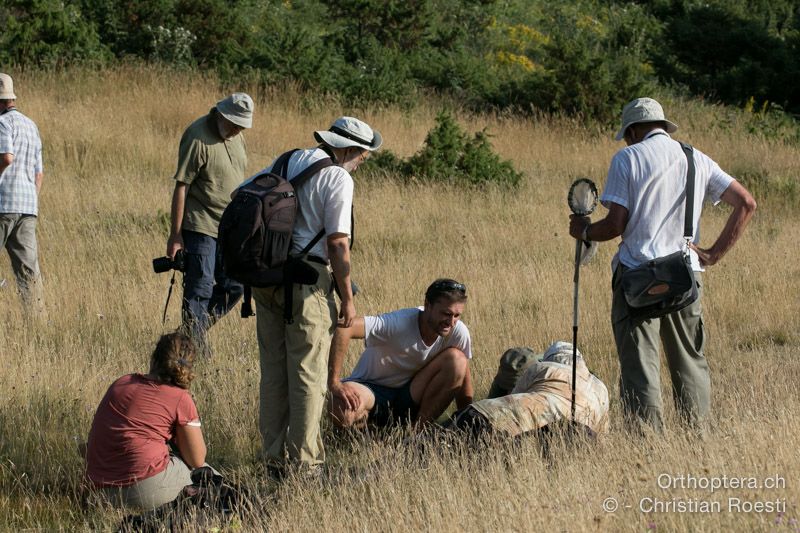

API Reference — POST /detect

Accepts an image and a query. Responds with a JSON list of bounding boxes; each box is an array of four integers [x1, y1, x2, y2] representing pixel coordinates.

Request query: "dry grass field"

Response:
[[0, 65, 799, 531]]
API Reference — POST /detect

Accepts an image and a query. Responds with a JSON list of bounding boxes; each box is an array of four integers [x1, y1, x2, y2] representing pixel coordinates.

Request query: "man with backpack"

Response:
[[165, 93, 254, 355], [246, 117, 381, 474]]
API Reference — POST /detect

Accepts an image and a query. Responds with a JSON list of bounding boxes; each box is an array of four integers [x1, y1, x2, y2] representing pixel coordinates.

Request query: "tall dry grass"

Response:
[[0, 65, 798, 531]]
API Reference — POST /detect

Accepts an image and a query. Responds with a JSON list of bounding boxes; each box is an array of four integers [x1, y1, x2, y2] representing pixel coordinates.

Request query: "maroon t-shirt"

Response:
[[86, 374, 200, 487]]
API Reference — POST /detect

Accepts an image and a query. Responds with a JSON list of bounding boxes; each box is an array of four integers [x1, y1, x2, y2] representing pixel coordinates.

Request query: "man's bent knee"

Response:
[[438, 347, 468, 376], [329, 403, 365, 429]]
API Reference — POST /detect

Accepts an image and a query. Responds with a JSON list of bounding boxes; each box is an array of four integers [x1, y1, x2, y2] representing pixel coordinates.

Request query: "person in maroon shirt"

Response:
[[86, 332, 210, 509]]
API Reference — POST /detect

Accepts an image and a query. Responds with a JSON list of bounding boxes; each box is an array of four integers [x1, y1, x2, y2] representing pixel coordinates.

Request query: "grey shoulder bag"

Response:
[[620, 142, 699, 320]]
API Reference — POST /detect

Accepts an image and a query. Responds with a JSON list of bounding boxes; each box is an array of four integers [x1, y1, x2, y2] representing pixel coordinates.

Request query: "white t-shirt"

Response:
[[243, 148, 353, 260], [601, 130, 735, 272], [345, 307, 473, 388]]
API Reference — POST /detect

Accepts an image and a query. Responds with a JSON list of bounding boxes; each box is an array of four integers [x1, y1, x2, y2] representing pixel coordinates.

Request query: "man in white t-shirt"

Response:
[[328, 279, 474, 428], [569, 98, 756, 432], [250, 117, 381, 472]]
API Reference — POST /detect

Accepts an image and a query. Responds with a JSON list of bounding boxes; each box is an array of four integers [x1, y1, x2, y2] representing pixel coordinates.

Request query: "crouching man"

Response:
[[447, 342, 609, 439], [328, 279, 473, 429]]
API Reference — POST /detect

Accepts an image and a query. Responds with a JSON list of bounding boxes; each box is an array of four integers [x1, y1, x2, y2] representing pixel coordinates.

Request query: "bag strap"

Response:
[[679, 142, 695, 241], [280, 151, 335, 324], [286, 154, 334, 190]]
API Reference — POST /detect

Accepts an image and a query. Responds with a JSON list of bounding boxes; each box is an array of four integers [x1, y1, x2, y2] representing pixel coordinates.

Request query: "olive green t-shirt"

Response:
[[173, 109, 247, 238]]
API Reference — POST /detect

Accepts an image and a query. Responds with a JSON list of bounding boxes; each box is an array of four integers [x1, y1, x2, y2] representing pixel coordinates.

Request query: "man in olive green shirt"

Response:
[[165, 93, 254, 353]]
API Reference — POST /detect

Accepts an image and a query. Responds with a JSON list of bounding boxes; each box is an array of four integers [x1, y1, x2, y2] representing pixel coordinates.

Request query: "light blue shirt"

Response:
[[0, 109, 43, 216], [601, 130, 734, 272]]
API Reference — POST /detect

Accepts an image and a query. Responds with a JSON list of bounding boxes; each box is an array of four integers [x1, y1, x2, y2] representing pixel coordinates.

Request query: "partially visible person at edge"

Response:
[[569, 97, 756, 432], [0, 73, 45, 315], [446, 342, 609, 439], [328, 279, 474, 431], [86, 333, 212, 510], [250, 117, 381, 475], [165, 93, 254, 355]]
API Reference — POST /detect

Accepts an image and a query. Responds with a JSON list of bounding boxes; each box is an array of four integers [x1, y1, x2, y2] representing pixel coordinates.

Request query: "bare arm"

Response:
[[173, 422, 207, 469], [455, 363, 474, 410], [328, 317, 365, 411], [167, 182, 188, 258], [569, 202, 629, 242], [0, 153, 12, 174], [690, 180, 756, 267], [35, 172, 43, 194], [327, 233, 355, 327]]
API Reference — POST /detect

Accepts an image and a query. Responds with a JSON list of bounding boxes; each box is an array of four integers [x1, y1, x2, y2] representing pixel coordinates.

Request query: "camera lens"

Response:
[[152, 256, 173, 273]]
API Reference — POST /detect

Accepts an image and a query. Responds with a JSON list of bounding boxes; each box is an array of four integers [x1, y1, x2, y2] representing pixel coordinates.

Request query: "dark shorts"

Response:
[[355, 380, 419, 427]]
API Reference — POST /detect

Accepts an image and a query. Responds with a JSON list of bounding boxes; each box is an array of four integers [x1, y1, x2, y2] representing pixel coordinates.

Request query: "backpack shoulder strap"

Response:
[[272, 149, 299, 179], [679, 142, 695, 240], [288, 153, 335, 255], [288, 155, 334, 190]]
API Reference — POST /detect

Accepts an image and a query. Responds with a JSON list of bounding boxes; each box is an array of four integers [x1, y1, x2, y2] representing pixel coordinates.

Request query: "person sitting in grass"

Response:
[[85, 332, 211, 510], [445, 342, 609, 439], [328, 279, 473, 429]]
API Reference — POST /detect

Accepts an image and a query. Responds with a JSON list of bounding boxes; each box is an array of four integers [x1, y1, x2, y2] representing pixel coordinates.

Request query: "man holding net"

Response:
[[569, 97, 756, 432]]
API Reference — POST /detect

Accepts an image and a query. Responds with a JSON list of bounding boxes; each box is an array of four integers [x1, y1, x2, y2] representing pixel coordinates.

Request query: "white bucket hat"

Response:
[[216, 93, 254, 129], [0, 73, 17, 100], [542, 341, 582, 365], [615, 97, 678, 141], [314, 116, 382, 151]]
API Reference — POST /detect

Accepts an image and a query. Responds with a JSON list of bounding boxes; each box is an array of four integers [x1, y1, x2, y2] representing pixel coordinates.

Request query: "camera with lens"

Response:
[[153, 250, 186, 273]]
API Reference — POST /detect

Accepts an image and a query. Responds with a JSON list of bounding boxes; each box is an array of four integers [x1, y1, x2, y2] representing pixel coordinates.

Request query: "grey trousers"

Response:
[[612, 268, 709, 431], [101, 456, 194, 510], [0, 213, 44, 313]]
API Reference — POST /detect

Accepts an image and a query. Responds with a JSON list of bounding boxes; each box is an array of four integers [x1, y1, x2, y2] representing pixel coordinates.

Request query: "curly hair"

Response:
[[149, 332, 197, 389]]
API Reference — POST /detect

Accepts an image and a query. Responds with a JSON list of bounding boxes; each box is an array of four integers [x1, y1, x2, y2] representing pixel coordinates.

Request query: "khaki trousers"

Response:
[[612, 268, 709, 431], [253, 262, 336, 467], [101, 456, 193, 510], [0, 214, 44, 313]]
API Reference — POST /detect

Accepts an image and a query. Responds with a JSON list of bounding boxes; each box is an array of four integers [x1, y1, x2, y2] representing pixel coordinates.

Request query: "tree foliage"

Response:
[[3, 0, 800, 121]]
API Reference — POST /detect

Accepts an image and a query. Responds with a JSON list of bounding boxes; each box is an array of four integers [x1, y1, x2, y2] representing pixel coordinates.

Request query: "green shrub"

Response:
[[364, 111, 523, 187], [0, 0, 109, 66]]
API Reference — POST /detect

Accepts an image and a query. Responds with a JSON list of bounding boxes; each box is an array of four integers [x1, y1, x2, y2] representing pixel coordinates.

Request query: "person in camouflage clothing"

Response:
[[447, 342, 609, 439]]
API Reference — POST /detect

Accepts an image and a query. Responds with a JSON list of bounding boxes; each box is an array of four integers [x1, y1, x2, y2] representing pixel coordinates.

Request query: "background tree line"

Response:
[[2, 0, 799, 122]]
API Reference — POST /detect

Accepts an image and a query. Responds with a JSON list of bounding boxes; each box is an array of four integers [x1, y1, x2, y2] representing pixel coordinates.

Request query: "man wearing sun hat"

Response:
[[165, 93, 254, 354], [250, 116, 381, 473], [568, 97, 756, 432], [0, 73, 46, 315]]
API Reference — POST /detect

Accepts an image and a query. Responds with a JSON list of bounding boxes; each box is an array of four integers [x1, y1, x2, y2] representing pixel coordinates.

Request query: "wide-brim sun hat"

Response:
[[314, 116, 382, 151], [216, 93, 254, 129], [0, 73, 17, 100], [614, 97, 678, 141], [542, 341, 582, 363]]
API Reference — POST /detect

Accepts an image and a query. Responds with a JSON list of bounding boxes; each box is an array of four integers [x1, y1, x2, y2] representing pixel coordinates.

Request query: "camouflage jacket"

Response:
[[471, 355, 609, 437]]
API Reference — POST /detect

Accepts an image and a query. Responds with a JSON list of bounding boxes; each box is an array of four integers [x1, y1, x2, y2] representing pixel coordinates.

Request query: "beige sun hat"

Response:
[[542, 341, 583, 365], [216, 93, 254, 128], [314, 116, 382, 151], [0, 73, 17, 100], [615, 97, 678, 141]]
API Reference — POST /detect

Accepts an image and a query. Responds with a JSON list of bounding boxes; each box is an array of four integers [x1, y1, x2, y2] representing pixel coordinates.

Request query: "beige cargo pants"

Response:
[[612, 268, 710, 432], [253, 262, 336, 467]]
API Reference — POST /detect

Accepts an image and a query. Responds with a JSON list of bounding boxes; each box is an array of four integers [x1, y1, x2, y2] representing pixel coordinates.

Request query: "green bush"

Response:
[[0, 0, 109, 66], [364, 111, 523, 187], [648, 0, 800, 114]]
